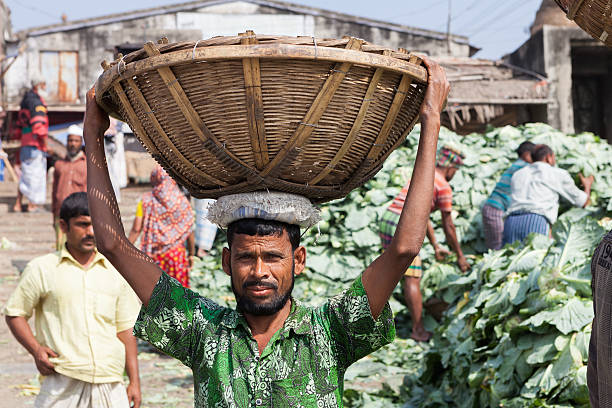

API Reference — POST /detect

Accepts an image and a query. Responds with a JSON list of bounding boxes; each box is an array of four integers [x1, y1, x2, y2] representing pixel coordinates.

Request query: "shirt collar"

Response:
[[220, 309, 241, 330], [281, 299, 312, 336], [220, 298, 312, 336], [532, 161, 551, 169], [67, 150, 85, 162], [58, 245, 109, 269]]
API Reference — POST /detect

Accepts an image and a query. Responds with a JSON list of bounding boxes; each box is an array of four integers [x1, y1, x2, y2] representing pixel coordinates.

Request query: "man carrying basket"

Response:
[[83, 57, 449, 407]]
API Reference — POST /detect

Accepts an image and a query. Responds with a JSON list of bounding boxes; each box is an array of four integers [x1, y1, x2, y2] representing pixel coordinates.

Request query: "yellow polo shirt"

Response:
[[3, 247, 140, 383]]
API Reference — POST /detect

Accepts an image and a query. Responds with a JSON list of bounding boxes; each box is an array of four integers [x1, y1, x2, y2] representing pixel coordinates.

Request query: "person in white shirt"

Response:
[[503, 144, 593, 245]]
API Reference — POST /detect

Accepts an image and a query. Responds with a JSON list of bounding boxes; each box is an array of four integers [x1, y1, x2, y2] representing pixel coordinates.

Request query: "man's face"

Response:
[[66, 134, 83, 158], [547, 154, 556, 166], [59, 215, 96, 253], [521, 152, 533, 163], [35, 83, 47, 96], [222, 231, 306, 316], [445, 166, 458, 181]]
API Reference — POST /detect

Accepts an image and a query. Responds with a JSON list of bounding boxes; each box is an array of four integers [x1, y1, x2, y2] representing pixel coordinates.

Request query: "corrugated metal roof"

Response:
[[17, 0, 471, 45]]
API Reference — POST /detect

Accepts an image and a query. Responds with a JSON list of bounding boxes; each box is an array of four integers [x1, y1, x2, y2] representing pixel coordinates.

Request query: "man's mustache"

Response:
[[81, 236, 95, 243], [243, 280, 278, 290]]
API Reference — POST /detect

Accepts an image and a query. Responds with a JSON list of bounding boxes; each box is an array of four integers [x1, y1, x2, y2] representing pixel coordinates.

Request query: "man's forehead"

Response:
[[230, 232, 291, 249], [70, 215, 91, 223]]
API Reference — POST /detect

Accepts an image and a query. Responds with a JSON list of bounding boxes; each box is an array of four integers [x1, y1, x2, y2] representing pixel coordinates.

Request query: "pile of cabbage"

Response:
[[190, 123, 612, 407]]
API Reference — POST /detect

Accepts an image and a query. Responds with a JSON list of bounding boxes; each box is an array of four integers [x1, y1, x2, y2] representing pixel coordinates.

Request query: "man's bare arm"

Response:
[[425, 220, 437, 247], [83, 88, 161, 306], [441, 211, 470, 272], [6, 316, 57, 375], [579, 173, 593, 208], [427, 220, 450, 261], [117, 328, 141, 408], [362, 57, 449, 319], [128, 216, 143, 245]]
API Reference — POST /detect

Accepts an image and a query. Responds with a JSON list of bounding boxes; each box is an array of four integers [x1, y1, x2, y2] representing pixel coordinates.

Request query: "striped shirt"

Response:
[[485, 159, 529, 211], [388, 168, 452, 215]]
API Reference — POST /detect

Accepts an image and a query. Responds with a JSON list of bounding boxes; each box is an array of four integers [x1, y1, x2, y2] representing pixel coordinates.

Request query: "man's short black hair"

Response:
[[533, 144, 554, 162], [227, 218, 300, 250], [59, 192, 89, 225], [516, 141, 536, 157]]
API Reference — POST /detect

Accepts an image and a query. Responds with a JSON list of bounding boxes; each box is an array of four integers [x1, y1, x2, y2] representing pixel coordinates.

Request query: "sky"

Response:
[[5, 0, 544, 59]]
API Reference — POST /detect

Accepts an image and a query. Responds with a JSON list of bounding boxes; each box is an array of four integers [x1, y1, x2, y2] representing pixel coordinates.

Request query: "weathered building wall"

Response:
[[5, 0, 471, 107], [508, 25, 592, 135], [311, 17, 469, 56], [6, 16, 201, 105], [0, 0, 12, 106], [0, 0, 10, 48], [508, 29, 546, 76]]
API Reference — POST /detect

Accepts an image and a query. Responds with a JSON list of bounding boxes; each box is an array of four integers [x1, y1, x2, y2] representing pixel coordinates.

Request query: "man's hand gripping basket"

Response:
[[95, 33, 428, 203]]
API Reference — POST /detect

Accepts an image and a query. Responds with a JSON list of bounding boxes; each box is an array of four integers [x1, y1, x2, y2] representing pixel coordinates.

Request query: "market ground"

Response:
[[0, 180, 194, 407]]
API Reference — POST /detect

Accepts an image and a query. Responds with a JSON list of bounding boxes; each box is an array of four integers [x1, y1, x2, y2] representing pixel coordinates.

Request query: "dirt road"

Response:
[[0, 180, 193, 407]]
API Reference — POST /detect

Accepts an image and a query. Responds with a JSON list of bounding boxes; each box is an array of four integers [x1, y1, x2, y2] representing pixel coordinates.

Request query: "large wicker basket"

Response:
[[554, 0, 612, 46], [95, 33, 428, 203]]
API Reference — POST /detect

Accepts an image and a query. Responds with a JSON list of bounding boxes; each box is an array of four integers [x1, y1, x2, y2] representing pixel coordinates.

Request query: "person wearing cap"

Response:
[[52, 125, 87, 250], [380, 144, 470, 342], [83, 56, 450, 407], [481, 141, 536, 250], [14, 75, 50, 213], [503, 144, 593, 245]]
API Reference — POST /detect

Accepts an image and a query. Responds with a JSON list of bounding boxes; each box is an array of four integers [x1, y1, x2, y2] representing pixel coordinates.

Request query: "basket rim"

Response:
[[120, 35, 425, 64], [93, 34, 428, 203], [95, 39, 428, 111], [553, 0, 569, 14]]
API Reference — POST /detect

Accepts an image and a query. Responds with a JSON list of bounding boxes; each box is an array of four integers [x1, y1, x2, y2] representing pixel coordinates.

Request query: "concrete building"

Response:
[[0, 0, 567, 144], [0, 0, 14, 152], [506, 0, 612, 143], [0, 0, 12, 107], [0, 0, 11, 55], [4, 0, 476, 120]]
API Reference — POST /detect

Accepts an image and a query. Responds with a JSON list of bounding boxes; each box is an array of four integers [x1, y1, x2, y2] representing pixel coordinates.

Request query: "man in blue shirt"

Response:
[[481, 141, 535, 250]]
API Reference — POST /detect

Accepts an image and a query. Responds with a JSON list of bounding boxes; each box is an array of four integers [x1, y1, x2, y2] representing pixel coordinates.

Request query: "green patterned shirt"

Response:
[[134, 272, 395, 407]]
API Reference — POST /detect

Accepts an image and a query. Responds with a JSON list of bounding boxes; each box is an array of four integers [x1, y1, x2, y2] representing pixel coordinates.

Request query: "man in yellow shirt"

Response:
[[4, 192, 142, 408]]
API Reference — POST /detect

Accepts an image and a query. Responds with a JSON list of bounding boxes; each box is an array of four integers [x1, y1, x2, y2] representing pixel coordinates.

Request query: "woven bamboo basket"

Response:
[[554, 0, 612, 46], [95, 33, 428, 203]]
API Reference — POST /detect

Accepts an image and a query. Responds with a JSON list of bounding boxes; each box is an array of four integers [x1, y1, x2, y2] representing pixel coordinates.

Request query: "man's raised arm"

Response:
[[362, 57, 449, 319], [83, 88, 161, 306]]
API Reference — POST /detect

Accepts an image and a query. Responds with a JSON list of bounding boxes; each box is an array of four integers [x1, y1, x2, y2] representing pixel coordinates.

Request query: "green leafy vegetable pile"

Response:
[[409, 209, 606, 408], [190, 123, 612, 407]]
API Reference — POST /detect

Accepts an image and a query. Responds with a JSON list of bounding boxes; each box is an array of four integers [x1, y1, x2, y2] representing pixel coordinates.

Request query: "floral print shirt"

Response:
[[134, 272, 395, 407]]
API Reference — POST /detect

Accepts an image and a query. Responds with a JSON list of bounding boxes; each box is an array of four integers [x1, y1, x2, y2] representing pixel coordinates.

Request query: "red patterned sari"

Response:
[[140, 166, 193, 287]]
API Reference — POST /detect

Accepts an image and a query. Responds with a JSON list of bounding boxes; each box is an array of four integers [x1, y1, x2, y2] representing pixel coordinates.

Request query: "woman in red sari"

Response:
[[128, 165, 194, 287]]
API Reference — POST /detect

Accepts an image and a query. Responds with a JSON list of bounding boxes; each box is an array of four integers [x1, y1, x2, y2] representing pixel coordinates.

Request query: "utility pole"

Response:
[[446, 0, 452, 55]]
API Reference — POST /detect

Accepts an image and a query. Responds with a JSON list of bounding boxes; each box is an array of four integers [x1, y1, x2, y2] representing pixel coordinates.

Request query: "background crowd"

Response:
[[0, 72, 606, 407]]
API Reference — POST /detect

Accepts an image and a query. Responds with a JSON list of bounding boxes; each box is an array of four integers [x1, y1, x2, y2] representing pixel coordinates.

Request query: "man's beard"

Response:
[[230, 262, 294, 316], [67, 148, 81, 159]]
